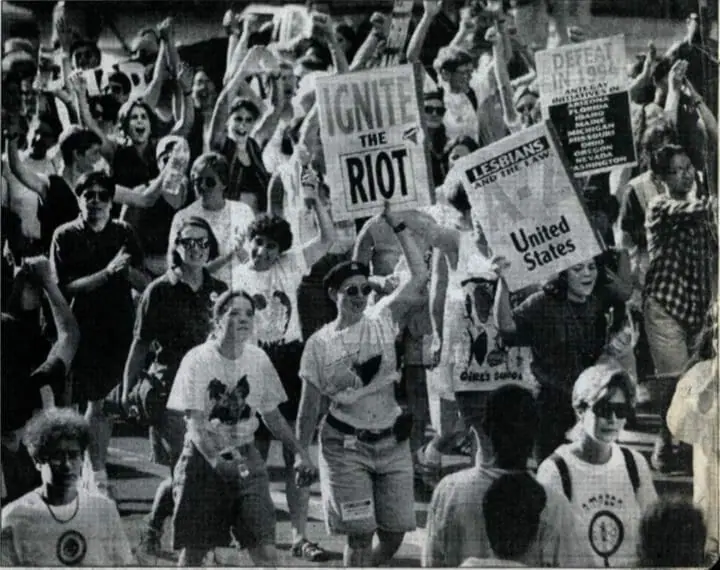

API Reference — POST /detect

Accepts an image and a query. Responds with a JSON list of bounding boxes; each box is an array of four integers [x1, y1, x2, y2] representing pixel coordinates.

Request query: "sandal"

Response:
[[291, 539, 329, 562]]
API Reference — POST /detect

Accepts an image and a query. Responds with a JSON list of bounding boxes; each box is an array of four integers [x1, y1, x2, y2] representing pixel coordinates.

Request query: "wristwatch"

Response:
[[393, 222, 407, 234]]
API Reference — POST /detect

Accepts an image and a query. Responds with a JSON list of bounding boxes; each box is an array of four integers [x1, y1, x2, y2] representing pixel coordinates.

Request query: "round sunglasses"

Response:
[[342, 284, 373, 297], [177, 237, 211, 250]]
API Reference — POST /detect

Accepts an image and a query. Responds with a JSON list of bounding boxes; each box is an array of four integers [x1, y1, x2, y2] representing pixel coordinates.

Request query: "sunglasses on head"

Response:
[[81, 190, 112, 202], [193, 176, 217, 189], [177, 237, 211, 250], [592, 400, 632, 420], [342, 284, 373, 297], [425, 105, 446, 116]]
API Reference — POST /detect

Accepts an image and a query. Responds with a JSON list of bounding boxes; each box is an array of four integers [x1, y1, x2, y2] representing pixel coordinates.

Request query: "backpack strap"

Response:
[[550, 453, 572, 501], [620, 447, 640, 497]]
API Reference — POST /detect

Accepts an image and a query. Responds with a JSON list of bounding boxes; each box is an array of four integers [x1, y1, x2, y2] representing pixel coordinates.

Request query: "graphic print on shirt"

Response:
[[456, 277, 527, 386], [252, 291, 292, 345], [351, 354, 383, 386], [589, 510, 624, 567], [207, 375, 252, 425], [56, 529, 87, 565]]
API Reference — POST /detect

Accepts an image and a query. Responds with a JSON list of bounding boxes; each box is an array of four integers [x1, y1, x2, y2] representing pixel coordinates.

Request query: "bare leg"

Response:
[[344, 533, 374, 567], [371, 530, 405, 566]]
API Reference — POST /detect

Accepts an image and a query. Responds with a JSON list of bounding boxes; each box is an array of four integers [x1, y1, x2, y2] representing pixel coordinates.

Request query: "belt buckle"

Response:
[[356, 429, 371, 442]]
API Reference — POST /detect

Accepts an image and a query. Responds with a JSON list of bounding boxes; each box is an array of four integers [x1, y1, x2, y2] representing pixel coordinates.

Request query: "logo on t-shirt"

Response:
[[588, 510, 624, 567], [351, 354, 382, 386], [252, 290, 292, 345], [56, 530, 87, 565], [207, 376, 252, 424]]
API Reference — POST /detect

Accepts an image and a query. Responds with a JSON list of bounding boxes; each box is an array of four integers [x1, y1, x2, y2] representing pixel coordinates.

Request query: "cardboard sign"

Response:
[[381, 0, 415, 66], [316, 64, 433, 221], [451, 121, 603, 291], [535, 35, 636, 176]]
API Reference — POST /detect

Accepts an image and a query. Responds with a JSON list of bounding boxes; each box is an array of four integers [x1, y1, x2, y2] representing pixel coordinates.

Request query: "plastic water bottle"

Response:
[[161, 138, 190, 196]]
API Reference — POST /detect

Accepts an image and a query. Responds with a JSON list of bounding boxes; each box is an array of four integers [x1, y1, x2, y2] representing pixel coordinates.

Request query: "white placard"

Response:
[[316, 64, 433, 221], [451, 121, 603, 291]]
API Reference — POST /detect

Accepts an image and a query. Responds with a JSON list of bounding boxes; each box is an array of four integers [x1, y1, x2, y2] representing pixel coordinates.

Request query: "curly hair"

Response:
[[248, 214, 293, 253], [23, 408, 91, 463]]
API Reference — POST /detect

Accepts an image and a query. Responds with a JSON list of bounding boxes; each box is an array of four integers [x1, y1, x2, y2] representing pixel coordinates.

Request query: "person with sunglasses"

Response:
[[0, 408, 134, 566], [124, 216, 227, 562], [295, 203, 429, 567], [536, 361, 657, 568], [230, 168, 335, 561], [50, 171, 148, 498], [169, 152, 255, 286]]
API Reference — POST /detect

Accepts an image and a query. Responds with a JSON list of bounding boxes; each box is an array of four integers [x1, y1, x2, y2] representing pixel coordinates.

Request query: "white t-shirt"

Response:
[[231, 248, 308, 346], [537, 443, 658, 568], [0, 488, 134, 567], [167, 341, 287, 452], [169, 199, 256, 285], [443, 233, 534, 393], [300, 306, 401, 429]]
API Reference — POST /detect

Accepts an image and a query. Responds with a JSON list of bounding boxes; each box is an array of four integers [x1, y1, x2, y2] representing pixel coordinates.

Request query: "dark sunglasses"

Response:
[[193, 176, 217, 189], [81, 190, 112, 202], [592, 400, 632, 420], [177, 237, 211, 250], [515, 103, 535, 114], [424, 106, 446, 116], [343, 284, 373, 297], [104, 84, 126, 96]]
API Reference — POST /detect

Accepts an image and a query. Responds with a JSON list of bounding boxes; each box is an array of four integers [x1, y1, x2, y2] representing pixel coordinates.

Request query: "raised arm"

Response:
[[352, 216, 378, 266], [224, 14, 260, 85], [114, 172, 165, 208], [349, 14, 387, 71], [169, 62, 196, 138], [407, 0, 443, 63], [67, 72, 117, 160], [206, 46, 272, 151], [486, 24, 518, 130], [429, 248, 449, 367], [390, 208, 460, 258], [6, 135, 49, 200], [301, 169, 337, 267], [375, 204, 430, 323]]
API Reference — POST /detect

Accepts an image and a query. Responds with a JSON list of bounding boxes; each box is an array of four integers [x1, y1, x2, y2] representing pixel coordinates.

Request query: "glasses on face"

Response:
[[592, 400, 632, 420], [424, 106, 446, 116], [46, 449, 83, 464], [81, 190, 112, 202], [193, 176, 218, 190], [177, 237, 211, 250], [342, 284, 373, 297], [515, 103, 535, 114]]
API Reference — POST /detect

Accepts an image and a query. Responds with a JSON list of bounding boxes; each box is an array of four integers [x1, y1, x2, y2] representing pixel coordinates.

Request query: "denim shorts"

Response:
[[172, 441, 275, 551], [318, 421, 416, 536]]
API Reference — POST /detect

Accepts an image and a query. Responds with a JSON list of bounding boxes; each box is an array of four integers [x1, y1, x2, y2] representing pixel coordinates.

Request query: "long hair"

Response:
[[116, 98, 158, 146]]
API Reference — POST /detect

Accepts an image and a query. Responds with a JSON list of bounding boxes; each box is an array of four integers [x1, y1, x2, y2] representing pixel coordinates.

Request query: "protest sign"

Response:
[[535, 35, 636, 176], [315, 64, 433, 221], [381, 0, 414, 66], [451, 121, 603, 291]]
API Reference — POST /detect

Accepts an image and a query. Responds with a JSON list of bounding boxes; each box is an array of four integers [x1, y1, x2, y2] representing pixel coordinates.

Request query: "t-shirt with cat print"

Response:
[[167, 341, 286, 453]]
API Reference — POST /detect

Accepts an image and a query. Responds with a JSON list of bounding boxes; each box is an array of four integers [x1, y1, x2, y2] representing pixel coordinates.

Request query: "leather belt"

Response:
[[325, 414, 394, 443]]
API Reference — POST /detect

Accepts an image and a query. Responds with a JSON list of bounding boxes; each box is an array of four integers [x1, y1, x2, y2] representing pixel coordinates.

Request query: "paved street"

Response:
[[108, 408, 692, 567]]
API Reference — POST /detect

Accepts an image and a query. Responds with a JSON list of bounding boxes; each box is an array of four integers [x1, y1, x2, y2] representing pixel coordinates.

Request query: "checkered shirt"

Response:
[[644, 195, 717, 331]]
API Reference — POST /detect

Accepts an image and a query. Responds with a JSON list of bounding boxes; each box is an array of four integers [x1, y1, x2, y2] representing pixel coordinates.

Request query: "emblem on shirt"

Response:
[[56, 530, 87, 566], [351, 354, 382, 386], [208, 376, 251, 424], [252, 291, 292, 344], [588, 510, 624, 567]]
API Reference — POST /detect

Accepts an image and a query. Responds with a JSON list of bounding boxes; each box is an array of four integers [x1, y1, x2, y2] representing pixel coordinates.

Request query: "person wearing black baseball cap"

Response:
[[295, 203, 429, 567]]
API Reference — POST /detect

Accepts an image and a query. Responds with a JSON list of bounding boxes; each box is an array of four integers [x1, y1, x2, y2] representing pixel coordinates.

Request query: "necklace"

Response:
[[39, 492, 80, 524]]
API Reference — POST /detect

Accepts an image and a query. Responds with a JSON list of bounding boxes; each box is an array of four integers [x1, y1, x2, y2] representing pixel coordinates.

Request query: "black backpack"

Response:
[[549, 447, 640, 502]]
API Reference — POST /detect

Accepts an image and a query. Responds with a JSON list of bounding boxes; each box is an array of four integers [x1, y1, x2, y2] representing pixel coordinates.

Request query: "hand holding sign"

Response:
[[668, 59, 689, 90], [423, 0, 443, 18]]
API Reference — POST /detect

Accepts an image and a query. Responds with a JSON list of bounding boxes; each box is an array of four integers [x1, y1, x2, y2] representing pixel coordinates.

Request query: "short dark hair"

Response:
[[69, 40, 101, 62], [651, 57, 672, 84], [74, 170, 116, 199], [639, 497, 707, 567], [190, 152, 229, 187], [482, 385, 538, 468], [650, 143, 688, 179], [23, 408, 91, 463], [484, 473, 547, 560], [58, 127, 102, 167], [106, 70, 132, 94], [248, 214, 293, 254], [229, 97, 262, 120], [444, 180, 472, 214], [213, 289, 256, 322], [444, 135, 480, 163], [434, 45, 474, 73]]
